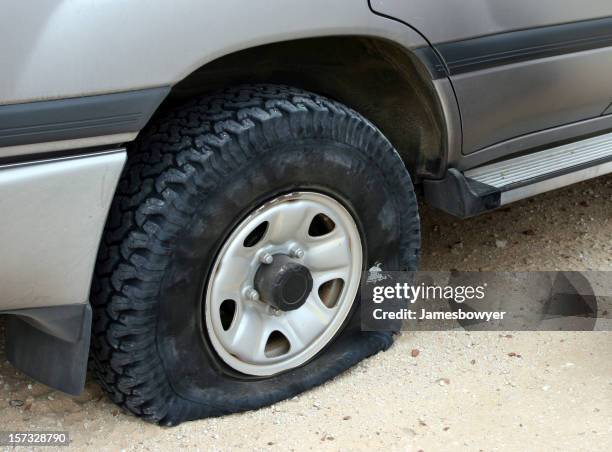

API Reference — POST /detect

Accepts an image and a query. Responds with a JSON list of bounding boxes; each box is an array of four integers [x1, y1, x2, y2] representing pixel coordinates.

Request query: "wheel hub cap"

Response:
[[255, 255, 313, 312]]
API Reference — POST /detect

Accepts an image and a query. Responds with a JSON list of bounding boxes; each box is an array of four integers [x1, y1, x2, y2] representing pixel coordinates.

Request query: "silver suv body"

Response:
[[1, 1, 611, 422]]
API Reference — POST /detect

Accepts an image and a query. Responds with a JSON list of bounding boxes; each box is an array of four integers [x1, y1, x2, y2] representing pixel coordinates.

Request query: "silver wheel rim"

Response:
[[204, 191, 362, 376]]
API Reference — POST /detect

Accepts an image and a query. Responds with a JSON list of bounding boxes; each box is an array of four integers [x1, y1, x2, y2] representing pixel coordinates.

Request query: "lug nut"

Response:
[[244, 287, 260, 301], [260, 253, 274, 264], [268, 306, 281, 316], [291, 247, 304, 259]]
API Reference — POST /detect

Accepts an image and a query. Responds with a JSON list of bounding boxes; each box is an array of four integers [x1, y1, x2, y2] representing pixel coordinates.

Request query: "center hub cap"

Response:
[[254, 255, 313, 311]]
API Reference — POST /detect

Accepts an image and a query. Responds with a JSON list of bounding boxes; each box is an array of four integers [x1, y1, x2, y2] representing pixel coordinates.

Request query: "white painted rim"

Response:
[[204, 192, 362, 376]]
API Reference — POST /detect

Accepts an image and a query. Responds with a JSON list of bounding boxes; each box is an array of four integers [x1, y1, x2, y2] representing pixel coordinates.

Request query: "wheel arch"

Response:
[[152, 36, 451, 179]]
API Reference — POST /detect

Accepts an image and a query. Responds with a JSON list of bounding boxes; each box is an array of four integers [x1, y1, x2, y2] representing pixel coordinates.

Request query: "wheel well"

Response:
[[159, 36, 447, 179]]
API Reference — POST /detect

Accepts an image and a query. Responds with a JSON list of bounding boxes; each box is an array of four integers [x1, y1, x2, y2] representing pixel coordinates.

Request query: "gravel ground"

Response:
[[0, 174, 610, 451]]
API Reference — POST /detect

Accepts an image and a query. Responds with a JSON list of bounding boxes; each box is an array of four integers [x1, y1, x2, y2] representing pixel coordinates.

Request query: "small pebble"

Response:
[[495, 239, 508, 249]]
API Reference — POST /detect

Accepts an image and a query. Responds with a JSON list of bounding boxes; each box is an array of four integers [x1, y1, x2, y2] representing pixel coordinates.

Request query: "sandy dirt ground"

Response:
[[0, 174, 610, 451]]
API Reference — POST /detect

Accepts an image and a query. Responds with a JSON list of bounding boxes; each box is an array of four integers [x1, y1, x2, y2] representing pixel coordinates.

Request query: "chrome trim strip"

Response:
[[0, 147, 126, 170], [0, 132, 137, 159]]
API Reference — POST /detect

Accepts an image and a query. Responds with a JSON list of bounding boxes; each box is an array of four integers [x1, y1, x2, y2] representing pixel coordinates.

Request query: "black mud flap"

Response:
[[423, 168, 500, 218], [4, 304, 91, 395]]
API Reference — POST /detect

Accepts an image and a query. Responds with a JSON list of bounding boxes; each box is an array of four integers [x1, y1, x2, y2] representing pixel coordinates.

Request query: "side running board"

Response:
[[425, 131, 612, 218]]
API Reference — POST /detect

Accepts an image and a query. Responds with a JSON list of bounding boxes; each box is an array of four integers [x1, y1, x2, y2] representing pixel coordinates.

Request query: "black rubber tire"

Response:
[[90, 84, 420, 425]]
